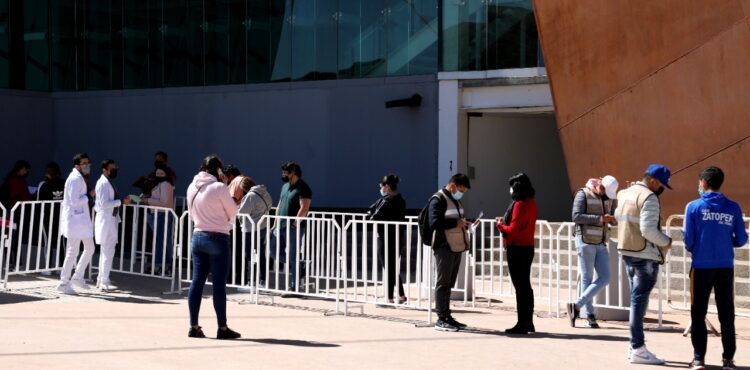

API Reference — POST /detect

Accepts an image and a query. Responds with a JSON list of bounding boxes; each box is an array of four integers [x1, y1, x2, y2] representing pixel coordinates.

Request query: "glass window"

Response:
[[269, 0, 291, 82], [163, 0, 204, 87], [24, 0, 50, 91], [486, 0, 537, 69], [247, 0, 271, 83], [205, 0, 246, 85], [50, 0, 78, 91], [119, 1, 152, 89], [441, 0, 487, 72], [148, 0, 164, 88], [82, 0, 113, 90], [337, 1, 361, 78], [408, 0, 438, 75], [290, 0, 314, 81], [359, 0, 386, 77], [385, 0, 409, 76], [314, 0, 337, 80], [0, 0, 8, 88]]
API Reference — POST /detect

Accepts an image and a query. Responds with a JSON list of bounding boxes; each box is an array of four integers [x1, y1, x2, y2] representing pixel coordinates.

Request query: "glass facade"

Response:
[[0, 0, 541, 91]]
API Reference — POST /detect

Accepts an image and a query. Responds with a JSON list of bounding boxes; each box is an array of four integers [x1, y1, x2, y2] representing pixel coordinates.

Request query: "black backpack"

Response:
[[418, 194, 441, 246]]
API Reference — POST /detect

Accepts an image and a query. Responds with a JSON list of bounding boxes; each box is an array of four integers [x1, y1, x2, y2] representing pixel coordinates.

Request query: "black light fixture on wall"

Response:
[[385, 94, 422, 108]]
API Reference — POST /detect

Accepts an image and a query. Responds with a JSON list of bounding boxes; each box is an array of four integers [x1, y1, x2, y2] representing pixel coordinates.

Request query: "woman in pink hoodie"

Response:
[[186, 156, 240, 340]]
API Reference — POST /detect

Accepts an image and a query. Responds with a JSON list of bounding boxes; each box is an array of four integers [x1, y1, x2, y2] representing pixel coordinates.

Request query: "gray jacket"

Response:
[[238, 185, 273, 231]]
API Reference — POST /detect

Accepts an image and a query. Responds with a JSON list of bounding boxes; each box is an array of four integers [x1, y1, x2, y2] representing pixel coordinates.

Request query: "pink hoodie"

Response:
[[186, 172, 238, 234]]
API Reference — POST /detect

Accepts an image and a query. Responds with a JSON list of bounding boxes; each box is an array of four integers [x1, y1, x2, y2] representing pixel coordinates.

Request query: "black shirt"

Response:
[[38, 178, 65, 201]]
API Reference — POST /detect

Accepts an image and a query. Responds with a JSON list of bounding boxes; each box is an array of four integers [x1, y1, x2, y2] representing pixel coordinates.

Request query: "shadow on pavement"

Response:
[[240, 338, 339, 347]]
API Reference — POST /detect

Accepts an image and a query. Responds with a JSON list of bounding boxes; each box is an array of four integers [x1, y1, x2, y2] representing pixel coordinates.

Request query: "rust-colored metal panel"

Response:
[[534, 0, 750, 216], [533, 0, 744, 124]]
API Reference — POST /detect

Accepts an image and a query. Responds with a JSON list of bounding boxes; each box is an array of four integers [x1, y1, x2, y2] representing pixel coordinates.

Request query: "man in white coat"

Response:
[[57, 153, 95, 295], [94, 159, 130, 291]]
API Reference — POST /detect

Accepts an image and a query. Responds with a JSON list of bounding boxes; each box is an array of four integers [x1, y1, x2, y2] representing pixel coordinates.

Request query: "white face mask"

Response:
[[452, 190, 464, 200], [509, 187, 514, 196], [81, 164, 91, 176], [380, 189, 387, 197]]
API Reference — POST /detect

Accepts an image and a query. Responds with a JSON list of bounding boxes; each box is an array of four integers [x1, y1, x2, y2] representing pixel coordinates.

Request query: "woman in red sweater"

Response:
[[496, 173, 538, 334]]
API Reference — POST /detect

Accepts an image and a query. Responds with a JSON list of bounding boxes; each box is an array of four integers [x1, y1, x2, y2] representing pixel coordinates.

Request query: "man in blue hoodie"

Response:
[[683, 166, 748, 370]]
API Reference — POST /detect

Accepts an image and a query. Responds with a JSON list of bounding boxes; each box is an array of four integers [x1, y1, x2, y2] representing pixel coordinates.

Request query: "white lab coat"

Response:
[[94, 175, 121, 245], [61, 169, 93, 239]]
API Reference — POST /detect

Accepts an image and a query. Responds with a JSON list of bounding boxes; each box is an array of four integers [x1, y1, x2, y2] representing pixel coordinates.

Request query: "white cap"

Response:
[[602, 175, 619, 199]]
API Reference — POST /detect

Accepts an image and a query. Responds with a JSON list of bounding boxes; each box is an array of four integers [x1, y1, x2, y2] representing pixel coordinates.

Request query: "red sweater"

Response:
[[497, 198, 538, 246]]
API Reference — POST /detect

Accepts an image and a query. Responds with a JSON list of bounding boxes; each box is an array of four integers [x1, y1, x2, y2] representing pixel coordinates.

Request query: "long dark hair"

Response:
[[509, 172, 535, 201], [5, 160, 30, 181], [199, 155, 223, 179]]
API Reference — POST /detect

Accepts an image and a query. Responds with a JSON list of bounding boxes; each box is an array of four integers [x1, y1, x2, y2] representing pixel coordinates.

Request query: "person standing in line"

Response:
[[269, 161, 312, 295], [186, 155, 240, 339], [429, 173, 471, 332], [615, 164, 673, 365], [230, 176, 272, 293], [568, 175, 619, 328], [142, 162, 175, 274], [0, 160, 32, 209], [367, 174, 407, 305], [497, 173, 538, 335], [683, 167, 747, 370], [37, 162, 65, 274], [94, 159, 130, 291], [57, 153, 95, 295]]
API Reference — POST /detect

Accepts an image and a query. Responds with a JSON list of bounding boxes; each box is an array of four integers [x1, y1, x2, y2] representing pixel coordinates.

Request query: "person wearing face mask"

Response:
[[0, 159, 32, 209], [428, 173, 471, 332], [367, 174, 407, 305], [496, 172, 538, 334], [186, 155, 240, 339], [142, 162, 175, 275], [615, 164, 673, 365], [683, 167, 746, 370], [269, 161, 312, 296], [57, 153, 95, 295], [94, 159, 131, 291], [567, 175, 619, 329], [132, 151, 176, 196]]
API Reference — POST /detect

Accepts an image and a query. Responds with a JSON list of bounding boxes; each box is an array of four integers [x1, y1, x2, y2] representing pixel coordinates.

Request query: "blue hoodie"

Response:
[[684, 192, 748, 269]]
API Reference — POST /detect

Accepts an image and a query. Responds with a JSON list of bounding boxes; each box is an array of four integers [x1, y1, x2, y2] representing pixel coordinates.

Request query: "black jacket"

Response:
[[427, 189, 461, 248], [368, 193, 406, 222]]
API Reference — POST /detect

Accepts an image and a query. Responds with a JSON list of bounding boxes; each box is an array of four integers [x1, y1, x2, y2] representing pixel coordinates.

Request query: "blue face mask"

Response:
[[452, 190, 464, 200], [380, 189, 387, 197]]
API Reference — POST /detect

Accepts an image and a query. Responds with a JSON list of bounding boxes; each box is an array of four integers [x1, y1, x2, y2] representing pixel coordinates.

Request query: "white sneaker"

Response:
[[100, 283, 117, 292], [56, 283, 77, 295], [627, 347, 632, 360], [629, 346, 664, 365], [70, 278, 91, 290]]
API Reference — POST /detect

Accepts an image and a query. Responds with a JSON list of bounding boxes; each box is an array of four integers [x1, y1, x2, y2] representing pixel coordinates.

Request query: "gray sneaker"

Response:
[[566, 303, 579, 327], [434, 319, 459, 332], [585, 314, 599, 328]]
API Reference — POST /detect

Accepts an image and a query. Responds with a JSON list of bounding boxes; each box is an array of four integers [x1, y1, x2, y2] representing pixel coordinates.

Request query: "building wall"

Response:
[[533, 0, 750, 215], [0, 90, 55, 188], [48, 76, 439, 210]]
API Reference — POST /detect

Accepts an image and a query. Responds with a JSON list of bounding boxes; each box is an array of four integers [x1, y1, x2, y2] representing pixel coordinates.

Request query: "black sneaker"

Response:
[[434, 319, 459, 332], [566, 303, 579, 327], [722, 358, 736, 370], [585, 314, 600, 329], [505, 323, 529, 335], [526, 322, 536, 333], [447, 316, 467, 329], [188, 326, 206, 338], [217, 327, 241, 340]]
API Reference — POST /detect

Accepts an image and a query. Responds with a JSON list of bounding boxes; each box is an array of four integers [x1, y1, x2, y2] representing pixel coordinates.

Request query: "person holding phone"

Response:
[[497, 173, 538, 334]]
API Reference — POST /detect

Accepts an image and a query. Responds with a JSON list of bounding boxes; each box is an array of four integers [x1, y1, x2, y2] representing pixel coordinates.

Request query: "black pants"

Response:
[[507, 245, 535, 325], [378, 234, 405, 300], [434, 244, 462, 319], [691, 268, 735, 361]]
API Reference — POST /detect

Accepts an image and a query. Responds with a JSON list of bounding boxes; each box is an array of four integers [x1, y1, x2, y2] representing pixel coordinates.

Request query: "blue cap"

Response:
[[645, 164, 672, 189]]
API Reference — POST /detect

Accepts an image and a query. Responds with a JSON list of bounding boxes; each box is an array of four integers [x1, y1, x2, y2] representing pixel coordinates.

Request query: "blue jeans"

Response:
[[147, 212, 174, 267], [188, 231, 230, 327], [269, 223, 306, 291], [575, 236, 611, 315], [623, 255, 659, 349]]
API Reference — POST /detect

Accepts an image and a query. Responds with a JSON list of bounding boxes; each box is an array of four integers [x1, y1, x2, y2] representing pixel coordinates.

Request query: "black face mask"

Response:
[[654, 186, 665, 197], [601, 194, 610, 201], [281, 175, 290, 183], [154, 160, 164, 168], [108, 169, 118, 179]]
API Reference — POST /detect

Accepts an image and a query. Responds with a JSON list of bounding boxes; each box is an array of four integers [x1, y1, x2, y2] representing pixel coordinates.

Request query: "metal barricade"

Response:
[[665, 214, 750, 318], [2, 201, 66, 288], [0, 202, 7, 285], [115, 204, 178, 281], [341, 219, 433, 320]]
